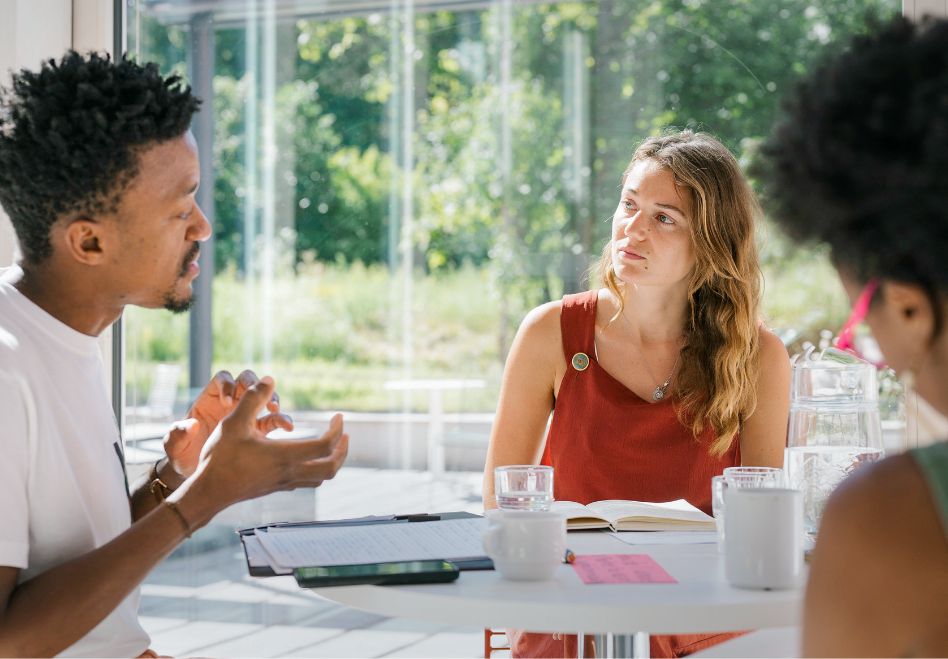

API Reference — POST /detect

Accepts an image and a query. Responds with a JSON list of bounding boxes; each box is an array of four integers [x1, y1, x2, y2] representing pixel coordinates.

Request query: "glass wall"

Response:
[[122, 0, 897, 646]]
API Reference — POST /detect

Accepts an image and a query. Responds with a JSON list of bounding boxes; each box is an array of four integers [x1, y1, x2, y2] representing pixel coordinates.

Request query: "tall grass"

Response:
[[124, 262, 504, 413], [124, 255, 847, 413]]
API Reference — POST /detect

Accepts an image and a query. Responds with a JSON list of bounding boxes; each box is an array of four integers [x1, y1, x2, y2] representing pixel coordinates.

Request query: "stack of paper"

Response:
[[246, 517, 489, 574]]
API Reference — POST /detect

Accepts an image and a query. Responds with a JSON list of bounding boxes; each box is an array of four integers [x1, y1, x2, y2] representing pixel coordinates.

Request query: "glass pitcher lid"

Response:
[[790, 346, 878, 403]]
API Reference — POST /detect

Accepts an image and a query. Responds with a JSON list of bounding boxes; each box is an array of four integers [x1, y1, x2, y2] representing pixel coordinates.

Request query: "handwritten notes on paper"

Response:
[[571, 554, 677, 585], [256, 517, 487, 570]]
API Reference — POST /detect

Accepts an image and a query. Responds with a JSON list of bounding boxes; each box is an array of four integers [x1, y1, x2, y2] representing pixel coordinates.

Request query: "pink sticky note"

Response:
[[571, 554, 677, 584]]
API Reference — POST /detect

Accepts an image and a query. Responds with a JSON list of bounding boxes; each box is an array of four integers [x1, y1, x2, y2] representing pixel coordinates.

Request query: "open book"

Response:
[[552, 499, 715, 532]]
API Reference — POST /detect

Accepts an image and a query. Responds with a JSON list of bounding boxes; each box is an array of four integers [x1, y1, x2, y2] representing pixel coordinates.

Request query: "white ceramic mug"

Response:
[[483, 509, 566, 581], [713, 467, 784, 552], [724, 487, 804, 590]]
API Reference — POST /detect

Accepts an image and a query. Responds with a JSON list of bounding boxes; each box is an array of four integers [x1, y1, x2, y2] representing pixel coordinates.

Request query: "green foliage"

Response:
[[124, 253, 847, 412], [126, 0, 899, 413], [296, 17, 390, 149], [133, 2, 899, 280], [125, 264, 502, 412], [298, 146, 391, 264], [759, 237, 849, 347]]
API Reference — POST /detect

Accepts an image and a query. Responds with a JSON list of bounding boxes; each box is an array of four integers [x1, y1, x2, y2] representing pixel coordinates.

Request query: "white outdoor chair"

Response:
[[128, 363, 181, 422]]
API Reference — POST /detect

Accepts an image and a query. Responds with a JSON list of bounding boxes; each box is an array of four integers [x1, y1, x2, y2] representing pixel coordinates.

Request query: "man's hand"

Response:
[[164, 370, 286, 479], [184, 377, 348, 515]]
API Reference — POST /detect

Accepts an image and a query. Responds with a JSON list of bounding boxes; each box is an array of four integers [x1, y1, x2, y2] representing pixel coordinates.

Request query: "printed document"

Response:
[[256, 517, 488, 570]]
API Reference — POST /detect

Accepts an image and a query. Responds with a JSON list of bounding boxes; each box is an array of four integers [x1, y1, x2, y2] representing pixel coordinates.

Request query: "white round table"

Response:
[[310, 531, 804, 657]]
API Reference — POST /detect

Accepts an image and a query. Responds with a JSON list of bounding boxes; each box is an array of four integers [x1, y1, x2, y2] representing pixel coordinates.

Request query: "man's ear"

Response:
[[881, 281, 936, 345], [60, 217, 111, 266]]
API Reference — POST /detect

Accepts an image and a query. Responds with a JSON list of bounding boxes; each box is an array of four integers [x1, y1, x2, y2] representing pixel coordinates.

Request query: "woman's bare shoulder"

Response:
[[510, 300, 565, 360], [824, 453, 945, 549], [751, 324, 791, 396], [521, 299, 563, 329], [757, 324, 790, 361]]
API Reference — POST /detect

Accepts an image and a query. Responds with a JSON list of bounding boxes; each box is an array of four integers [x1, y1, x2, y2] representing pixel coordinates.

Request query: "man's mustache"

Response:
[[180, 244, 200, 277]]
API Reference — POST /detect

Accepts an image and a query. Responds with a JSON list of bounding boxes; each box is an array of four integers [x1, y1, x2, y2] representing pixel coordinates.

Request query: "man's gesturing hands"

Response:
[[177, 376, 348, 524], [164, 369, 288, 480]]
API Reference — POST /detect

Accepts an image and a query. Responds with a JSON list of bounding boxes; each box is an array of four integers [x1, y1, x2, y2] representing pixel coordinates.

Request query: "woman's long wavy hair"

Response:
[[597, 131, 762, 457]]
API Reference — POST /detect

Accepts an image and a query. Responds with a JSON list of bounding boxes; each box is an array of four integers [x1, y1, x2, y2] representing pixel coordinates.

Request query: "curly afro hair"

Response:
[[0, 51, 200, 264], [759, 16, 948, 294]]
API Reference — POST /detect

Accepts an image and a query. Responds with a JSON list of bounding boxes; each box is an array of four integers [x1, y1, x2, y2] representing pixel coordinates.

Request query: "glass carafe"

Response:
[[787, 347, 884, 540]]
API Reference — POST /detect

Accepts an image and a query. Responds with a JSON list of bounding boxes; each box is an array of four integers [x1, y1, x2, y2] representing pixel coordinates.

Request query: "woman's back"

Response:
[[803, 444, 948, 657]]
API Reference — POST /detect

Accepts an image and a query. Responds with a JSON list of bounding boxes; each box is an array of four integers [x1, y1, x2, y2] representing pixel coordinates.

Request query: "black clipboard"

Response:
[[238, 511, 494, 576]]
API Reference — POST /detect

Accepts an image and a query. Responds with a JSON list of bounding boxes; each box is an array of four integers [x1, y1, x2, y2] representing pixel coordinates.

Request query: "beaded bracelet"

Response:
[[164, 500, 192, 538]]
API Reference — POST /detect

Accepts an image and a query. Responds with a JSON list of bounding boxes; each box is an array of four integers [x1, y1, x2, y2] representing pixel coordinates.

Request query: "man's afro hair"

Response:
[[0, 51, 200, 263], [759, 16, 948, 292]]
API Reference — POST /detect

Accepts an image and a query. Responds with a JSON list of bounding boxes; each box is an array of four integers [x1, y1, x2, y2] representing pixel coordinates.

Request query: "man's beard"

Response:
[[163, 292, 193, 314], [163, 243, 200, 313]]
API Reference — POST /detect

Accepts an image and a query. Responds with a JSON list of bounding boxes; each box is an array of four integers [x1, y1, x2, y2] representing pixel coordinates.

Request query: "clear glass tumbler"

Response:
[[723, 466, 785, 488], [711, 475, 727, 552], [494, 465, 554, 511]]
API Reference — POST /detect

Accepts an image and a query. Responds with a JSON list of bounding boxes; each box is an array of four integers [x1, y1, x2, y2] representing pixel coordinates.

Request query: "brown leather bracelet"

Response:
[[149, 459, 171, 503]]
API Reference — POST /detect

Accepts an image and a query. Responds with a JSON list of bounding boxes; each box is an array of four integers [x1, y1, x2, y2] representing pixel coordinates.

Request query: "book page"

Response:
[[550, 500, 610, 529], [586, 499, 713, 525], [613, 531, 717, 545]]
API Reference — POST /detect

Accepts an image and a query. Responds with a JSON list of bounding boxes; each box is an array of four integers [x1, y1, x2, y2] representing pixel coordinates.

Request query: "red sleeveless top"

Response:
[[512, 291, 742, 658], [541, 290, 740, 512]]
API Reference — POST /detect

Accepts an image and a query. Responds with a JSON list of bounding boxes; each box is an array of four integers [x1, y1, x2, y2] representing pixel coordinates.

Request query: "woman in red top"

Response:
[[482, 130, 791, 658]]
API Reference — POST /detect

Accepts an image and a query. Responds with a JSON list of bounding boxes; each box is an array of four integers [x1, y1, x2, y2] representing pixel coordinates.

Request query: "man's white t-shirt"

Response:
[[0, 267, 149, 657]]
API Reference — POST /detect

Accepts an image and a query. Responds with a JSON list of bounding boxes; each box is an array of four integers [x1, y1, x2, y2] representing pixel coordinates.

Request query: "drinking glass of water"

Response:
[[723, 466, 785, 488], [711, 475, 727, 552], [494, 465, 553, 511]]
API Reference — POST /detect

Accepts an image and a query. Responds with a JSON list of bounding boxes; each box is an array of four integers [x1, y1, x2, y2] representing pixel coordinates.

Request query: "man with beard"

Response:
[[0, 52, 349, 656]]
